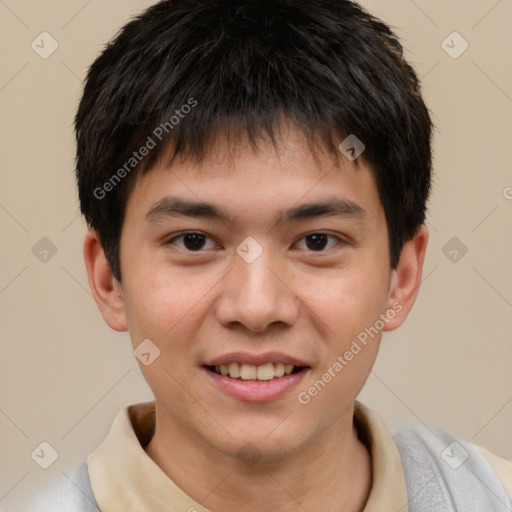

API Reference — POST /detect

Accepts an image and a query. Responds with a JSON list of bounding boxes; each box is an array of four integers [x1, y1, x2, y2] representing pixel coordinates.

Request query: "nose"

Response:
[[213, 248, 300, 333]]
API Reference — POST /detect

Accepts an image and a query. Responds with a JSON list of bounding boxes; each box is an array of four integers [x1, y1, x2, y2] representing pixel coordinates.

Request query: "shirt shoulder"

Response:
[[21, 459, 100, 512], [389, 422, 512, 510], [470, 442, 512, 500]]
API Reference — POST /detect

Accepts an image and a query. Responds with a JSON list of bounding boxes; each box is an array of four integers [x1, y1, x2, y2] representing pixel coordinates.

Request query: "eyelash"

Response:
[[165, 231, 344, 253]]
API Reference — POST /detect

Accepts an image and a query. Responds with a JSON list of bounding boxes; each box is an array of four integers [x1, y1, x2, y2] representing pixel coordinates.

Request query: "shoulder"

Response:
[[21, 459, 100, 512], [470, 442, 512, 499], [389, 422, 512, 509]]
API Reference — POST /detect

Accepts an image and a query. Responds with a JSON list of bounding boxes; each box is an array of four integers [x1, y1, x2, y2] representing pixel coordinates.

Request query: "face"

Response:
[[113, 126, 403, 461]]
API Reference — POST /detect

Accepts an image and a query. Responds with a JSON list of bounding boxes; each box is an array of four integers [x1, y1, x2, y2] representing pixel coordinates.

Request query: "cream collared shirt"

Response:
[[87, 401, 512, 511]]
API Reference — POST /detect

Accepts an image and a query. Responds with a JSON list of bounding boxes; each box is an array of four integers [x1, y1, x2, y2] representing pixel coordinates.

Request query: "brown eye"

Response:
[[166, 232, 217, 251], [295, 233, 341, 252]]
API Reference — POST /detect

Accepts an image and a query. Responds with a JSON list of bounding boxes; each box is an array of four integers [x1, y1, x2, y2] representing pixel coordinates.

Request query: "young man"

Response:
[[27, 0, 511, 510]]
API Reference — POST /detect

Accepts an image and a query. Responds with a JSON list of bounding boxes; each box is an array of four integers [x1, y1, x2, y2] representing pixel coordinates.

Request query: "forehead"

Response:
[[124, 125, 384, 230]]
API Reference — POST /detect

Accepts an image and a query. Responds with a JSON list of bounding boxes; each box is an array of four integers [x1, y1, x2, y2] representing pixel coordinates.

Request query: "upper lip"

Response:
[[204, 352, 310, 367]]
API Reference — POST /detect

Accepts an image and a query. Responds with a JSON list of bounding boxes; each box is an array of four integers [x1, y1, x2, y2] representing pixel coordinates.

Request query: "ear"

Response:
[[382, 224, 429, 332], [83, 229, 128, 332]]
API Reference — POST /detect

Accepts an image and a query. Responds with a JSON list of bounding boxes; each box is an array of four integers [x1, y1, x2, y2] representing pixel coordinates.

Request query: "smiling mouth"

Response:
[[204, 363, 308, 381]]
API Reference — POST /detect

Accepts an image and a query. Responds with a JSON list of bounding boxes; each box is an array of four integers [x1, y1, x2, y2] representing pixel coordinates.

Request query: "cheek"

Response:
[[301, 264, 389, 343], [124, 266, 212, 342], [122, 270, 209, 406], [315, 263, 389, 398]]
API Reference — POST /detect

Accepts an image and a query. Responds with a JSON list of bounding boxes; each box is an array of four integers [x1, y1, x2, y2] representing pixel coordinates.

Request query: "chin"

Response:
[[214, 418, 312, 463]]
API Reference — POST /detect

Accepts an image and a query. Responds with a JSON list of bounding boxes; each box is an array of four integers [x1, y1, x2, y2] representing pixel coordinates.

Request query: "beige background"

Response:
[[1, 0, 511, 508]]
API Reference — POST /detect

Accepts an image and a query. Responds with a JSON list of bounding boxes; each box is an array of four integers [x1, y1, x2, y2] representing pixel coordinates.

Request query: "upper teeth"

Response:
[[214, 363, 295, 380]]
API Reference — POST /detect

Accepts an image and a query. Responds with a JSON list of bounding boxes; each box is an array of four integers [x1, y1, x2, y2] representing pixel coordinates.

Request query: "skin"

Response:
[[84, 123, 428, 512]]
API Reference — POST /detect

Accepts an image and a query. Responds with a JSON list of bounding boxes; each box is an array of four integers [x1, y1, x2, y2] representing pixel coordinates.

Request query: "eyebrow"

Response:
[[145, 195, 367, 225]]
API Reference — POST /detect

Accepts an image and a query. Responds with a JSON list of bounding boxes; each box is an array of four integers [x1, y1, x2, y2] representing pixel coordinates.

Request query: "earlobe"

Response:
[[383, 224, 429, 332], [83, 229, 128, 332]]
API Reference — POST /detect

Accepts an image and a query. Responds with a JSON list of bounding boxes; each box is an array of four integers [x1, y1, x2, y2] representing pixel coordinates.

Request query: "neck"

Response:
[[144, 404, 372, 512]]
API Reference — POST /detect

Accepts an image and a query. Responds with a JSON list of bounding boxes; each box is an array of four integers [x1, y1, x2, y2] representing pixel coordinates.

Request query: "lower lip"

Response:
[[202, 367, 309, 402]]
